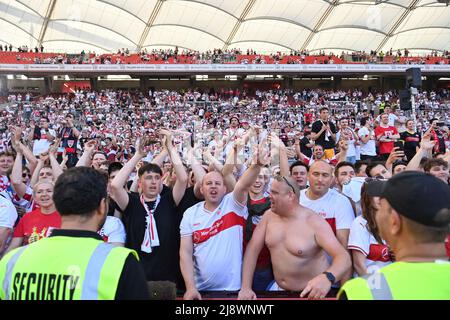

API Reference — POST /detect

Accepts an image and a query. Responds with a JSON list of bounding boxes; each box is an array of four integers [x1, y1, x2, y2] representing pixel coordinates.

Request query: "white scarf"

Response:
[[140, 194, 161, 253]]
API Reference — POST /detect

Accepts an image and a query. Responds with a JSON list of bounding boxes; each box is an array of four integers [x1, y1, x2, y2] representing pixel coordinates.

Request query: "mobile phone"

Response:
[[394, 141, 404, 152]]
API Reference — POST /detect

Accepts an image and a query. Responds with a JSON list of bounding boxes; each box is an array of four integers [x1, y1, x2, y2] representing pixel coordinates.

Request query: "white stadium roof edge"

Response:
[[0, 0, 449, 55]]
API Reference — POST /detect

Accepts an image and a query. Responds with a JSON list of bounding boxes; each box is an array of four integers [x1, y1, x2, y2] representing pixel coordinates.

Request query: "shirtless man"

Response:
[[238, 176, 351, 300]]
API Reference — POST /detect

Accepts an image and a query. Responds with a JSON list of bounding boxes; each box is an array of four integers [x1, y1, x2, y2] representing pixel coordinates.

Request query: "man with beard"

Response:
[[0, 167, 148, 300]]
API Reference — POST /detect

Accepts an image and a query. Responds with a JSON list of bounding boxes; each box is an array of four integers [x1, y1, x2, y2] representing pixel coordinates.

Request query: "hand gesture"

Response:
[[233, 138, 245, 151], [62, 149, 68, 163], [238, 288, 257, 300], [183, 289, 202, 300], [39, 151, 49, 163], [13, 126, 22, 144], [420, 134, 436, 151], [387, 147, 405, 164], [286, 147, 297, 159], [136, 137, 151, 156], [252, 143, 270, 167], [135, 160, 143, 172], [84, 139, 97, 153], [268, 132, 285, 150], [11, 139, 22, 154], [157, 128, 173, 147], [300, 274, 331, 300], [339, 140, 348, 152], [48, 139, 60, 157]]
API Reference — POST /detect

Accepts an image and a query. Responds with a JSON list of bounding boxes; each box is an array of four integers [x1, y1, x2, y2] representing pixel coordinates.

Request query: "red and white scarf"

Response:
[[140, 194, 161, 253]]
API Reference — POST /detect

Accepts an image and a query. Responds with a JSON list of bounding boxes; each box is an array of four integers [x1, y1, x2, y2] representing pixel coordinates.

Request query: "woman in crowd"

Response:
[[6, 180, 61, 252], [347, 180, 393, 276]]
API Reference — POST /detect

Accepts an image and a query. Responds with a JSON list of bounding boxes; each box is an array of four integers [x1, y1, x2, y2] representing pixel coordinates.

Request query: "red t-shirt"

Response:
[[375, 125, 398, 154], [13, 209, 61, 245]]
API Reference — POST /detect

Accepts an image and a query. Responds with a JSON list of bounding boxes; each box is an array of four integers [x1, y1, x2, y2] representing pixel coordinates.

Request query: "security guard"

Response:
[[339, 171, 450, 300], [0, 167, 149, 300]]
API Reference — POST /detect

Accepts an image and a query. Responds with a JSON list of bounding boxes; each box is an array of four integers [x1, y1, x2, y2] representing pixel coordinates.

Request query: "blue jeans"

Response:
[[252, 267, 274, 291]]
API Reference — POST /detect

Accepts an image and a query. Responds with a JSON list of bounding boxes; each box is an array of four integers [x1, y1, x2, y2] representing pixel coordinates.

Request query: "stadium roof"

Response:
[[1, 0, 449, 54]]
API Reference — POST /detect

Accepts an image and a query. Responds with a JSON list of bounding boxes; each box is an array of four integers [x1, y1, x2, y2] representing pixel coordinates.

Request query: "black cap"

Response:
[[366, 171, 450, 227]]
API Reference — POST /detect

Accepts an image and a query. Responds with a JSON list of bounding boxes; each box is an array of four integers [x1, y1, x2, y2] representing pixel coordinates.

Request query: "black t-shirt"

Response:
[[300, 136, 313, 158], [400, 131, 421, 157], [122, 191, 181, 282], [311, 120, 337, 149], [107, 198, 123, 217], [177, 186, 202, 217]]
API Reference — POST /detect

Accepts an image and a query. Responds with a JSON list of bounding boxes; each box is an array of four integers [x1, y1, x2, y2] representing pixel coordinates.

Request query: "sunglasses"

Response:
[[22, 173, 31, 178], [275, 175, 296, 194]]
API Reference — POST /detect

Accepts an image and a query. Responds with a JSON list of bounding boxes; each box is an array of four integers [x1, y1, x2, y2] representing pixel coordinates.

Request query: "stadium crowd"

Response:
[[0, 87, 449, 299], [1, 44, 450, 65]]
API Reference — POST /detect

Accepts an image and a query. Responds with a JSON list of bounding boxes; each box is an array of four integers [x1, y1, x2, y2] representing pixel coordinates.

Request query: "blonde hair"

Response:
[[33, 179, 55, 196]]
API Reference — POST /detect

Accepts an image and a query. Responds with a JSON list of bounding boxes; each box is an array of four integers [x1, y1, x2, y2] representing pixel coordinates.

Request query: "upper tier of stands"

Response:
[[1, 51, 449, 65]]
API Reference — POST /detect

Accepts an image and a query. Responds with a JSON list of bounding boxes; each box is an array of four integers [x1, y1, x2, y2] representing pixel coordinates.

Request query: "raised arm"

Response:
[[336, 140, 348, 164], [67, 118, 80, 138], [48, 143, 63, 181], [150, 147, 168, 167], [10, 143, 27, 199], [187, 145, 206, 199], [12, 126, 37, 173], [406, 135, 435, 171], [76, 140, 97, 167], [204, 148, 224, 172], [221, 140, 240, 192], [159, 129, 188, 206], [129, 161, 143, 193], [233, 143, 268, 206], [30, 153, 47, 188], [385, 147, 405, 174], [111, 139, 148, 211], [269, 133, 289, 177]]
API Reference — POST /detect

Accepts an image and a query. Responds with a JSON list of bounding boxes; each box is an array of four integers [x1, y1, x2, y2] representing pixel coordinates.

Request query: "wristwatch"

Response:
[[322, 272, 336, 285]]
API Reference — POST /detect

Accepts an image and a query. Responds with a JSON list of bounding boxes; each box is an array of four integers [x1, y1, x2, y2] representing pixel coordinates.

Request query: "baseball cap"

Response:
[[366, 171, 450, 227]]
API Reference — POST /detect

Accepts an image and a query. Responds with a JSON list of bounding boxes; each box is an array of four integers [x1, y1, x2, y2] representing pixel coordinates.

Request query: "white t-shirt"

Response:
[[98, 216, 126, 244], [358, 126, 377, 156], [341, 177, 366, 216], [0, 193, 18, 229], [180, 192, 248, 291], [300, 189, 354, 234], [336, 129, 356, 157], [376, 113, 398, 127], [33, 128, 56, 156], [348, 216, 392, 275]]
